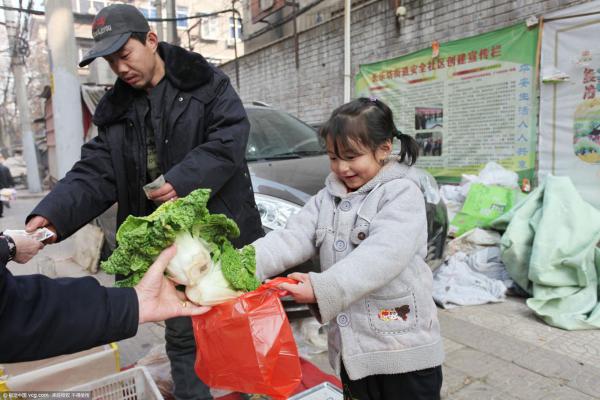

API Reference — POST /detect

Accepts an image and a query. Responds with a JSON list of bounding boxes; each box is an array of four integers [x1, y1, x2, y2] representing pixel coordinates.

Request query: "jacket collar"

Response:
[[93, 42, 214, 126], [325, 156, 410, 198]]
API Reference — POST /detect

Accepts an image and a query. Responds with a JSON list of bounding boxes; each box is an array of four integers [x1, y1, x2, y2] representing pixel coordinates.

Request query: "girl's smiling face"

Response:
[[326, 137, 391, 191]]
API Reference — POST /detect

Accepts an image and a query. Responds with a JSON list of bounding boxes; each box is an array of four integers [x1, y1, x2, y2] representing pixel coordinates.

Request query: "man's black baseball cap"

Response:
[[79, 4, 150, 67]]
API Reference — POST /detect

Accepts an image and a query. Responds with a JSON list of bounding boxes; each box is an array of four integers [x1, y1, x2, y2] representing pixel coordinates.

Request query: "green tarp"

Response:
[[491, 176, 600, 330]]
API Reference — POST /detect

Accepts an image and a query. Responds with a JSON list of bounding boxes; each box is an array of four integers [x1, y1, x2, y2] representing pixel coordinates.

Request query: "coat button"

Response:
[[178, 96, 184, 102], [357, 232, 366, 240], [164, 139, 169, 144], [334, 239, 346, 252], [340, 200, 352, 211], [336, 313, 350, 327]]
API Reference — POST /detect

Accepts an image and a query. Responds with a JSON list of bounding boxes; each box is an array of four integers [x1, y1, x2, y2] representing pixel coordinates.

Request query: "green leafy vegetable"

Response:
[[101, 188, 260, 293]]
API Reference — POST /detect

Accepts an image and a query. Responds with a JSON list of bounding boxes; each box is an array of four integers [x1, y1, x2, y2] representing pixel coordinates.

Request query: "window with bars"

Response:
[[176, 7, 188, 29], [72, 0, 105, 14], [228, 17, 242, 41], [139, 7, 157, 19], [200, 16, 219, 40]]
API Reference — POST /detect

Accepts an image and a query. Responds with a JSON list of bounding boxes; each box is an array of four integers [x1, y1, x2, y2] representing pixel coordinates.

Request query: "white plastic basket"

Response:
[[289, 382, 343, 399], [69, 366, 163, 400]]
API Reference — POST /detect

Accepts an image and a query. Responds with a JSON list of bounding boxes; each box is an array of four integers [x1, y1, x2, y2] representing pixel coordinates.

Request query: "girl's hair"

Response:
[[319, 97, 419, 165]]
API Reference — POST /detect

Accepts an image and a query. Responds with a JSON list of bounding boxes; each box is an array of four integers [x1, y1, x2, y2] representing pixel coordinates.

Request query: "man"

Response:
[[26, 4, 263, 399], [0, 235, 209, 363]]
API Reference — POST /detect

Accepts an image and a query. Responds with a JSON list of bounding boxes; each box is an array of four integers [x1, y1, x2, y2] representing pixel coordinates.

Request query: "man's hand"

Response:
[[278, 272, 316, 303], [147, 182, 178, 204], [10, 235, 44, 264], [134, 246, 210, 324], [25, 216, 57, 244]]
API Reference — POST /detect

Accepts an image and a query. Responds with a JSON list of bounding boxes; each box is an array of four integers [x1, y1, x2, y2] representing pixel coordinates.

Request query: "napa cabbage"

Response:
[[101, 188, 260, 305]]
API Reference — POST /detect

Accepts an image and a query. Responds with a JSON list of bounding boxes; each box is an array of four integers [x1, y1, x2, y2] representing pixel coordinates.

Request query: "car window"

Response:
[[246, 108, 325, 160]]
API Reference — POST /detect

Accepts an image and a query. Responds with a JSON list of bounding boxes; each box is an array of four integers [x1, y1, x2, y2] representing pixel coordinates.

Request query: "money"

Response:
[[143, 174, 166, 198], [3, 228, 55, 242]]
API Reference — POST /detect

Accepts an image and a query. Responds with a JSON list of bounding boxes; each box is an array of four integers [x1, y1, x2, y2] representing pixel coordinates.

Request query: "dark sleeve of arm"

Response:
[[164, 77, 250, 197], [26, 132, 117, 241], [5, 168, 14, 187], [0, 238, 9, 264], [0, 256, 139, 363]]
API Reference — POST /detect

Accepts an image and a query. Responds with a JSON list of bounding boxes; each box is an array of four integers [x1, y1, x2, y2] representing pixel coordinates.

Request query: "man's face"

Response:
[[103, 34, 159, 90]]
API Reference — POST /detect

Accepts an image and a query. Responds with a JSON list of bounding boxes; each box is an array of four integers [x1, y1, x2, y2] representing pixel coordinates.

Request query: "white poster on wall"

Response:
[[539, 1, 600, 209]]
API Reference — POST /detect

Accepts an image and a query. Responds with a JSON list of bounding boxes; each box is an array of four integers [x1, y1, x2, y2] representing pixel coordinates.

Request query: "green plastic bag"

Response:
[[449, 183, 519, 237]]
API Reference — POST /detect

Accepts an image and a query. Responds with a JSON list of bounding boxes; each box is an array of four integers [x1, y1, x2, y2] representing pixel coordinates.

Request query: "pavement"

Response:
[[4, 190, 600, 399]]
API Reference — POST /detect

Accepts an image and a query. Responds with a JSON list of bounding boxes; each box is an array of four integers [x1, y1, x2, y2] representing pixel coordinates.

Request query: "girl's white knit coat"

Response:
[[253, 158, 445, 380]]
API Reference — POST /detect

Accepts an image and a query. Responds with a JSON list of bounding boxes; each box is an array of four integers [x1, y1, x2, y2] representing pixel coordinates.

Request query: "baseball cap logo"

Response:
[[92, 14, 113, 39], [92, 17, 106, 30], [93, 23, 112, 39], [92, 16, 106, 29]]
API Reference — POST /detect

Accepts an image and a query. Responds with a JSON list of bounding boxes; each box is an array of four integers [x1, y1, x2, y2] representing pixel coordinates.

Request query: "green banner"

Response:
[[356, 24, 539, 183]]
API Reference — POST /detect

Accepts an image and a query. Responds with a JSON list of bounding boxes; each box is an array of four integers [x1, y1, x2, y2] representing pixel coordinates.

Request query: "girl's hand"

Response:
[[278, 272, 316, 303]]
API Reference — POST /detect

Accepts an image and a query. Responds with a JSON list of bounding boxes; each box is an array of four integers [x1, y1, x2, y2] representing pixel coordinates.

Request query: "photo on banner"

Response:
[[356, 24, 539, 184], [539, 1, 600, 210]]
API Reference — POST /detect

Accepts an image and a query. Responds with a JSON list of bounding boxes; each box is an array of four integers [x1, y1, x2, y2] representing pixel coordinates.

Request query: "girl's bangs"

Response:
[[325, 115, 370, 158]]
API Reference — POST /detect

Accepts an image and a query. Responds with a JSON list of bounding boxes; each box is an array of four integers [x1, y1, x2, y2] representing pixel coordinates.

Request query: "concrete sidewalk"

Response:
[[3, 191, 600, 399]]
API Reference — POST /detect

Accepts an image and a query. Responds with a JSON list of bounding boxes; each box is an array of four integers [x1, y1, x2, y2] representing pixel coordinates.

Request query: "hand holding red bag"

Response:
[[192, 277, 302, 399]]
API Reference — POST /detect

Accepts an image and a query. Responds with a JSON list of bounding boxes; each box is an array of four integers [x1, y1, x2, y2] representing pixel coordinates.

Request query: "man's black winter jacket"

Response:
[[29, 42, 263, 248]]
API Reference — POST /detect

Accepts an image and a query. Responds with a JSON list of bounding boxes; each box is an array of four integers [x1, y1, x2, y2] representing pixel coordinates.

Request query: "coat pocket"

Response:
[[366, 293, 417, 335]]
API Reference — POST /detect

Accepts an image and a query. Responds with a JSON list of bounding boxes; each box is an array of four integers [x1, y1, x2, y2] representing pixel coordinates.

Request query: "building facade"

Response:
[[221, 0, 592, 126]]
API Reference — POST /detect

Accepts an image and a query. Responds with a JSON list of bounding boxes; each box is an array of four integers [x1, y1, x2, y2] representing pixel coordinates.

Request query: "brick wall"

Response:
[[221, 0, 590, 125]]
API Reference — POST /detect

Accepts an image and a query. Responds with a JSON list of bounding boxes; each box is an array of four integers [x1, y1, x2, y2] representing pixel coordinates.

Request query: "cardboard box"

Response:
[[0, 344, 120, 392]]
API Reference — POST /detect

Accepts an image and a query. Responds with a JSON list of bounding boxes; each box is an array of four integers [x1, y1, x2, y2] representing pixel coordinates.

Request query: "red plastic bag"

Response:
[[192, 277, 302, 399]]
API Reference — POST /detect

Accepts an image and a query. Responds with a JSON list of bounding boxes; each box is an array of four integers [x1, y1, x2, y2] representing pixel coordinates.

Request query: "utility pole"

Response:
[[291, 1, 299, 69], [153, 0, 163, 41], [231, 0, 239, 88], [0, 103, 12, 151], [4, 4, 41, 192], [165, 0, 178, 44], [343, 0, 351, 102], [0, 115, 10, 151], [45, 0, 84, 179]]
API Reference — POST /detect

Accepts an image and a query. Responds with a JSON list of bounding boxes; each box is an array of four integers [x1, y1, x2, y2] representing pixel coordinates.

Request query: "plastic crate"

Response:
[[69, 366, 163, 400], [289, 382, 343, 399]]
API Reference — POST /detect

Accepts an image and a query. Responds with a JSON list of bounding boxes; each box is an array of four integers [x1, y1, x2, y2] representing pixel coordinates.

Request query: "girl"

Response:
[[252, 97, 444, 399]]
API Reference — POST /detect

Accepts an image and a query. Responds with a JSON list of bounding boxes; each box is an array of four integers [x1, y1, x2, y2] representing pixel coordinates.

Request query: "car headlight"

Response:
[[254, 193, 302, 230]]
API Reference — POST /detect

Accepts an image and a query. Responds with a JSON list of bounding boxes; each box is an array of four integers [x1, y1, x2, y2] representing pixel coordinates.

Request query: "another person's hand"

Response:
[[10, 235, 44, 264], [147, 182, 178, 204], [134, 245, 210, 323], [278, 272, 316, 303], [25, 216, 57, 244]]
